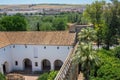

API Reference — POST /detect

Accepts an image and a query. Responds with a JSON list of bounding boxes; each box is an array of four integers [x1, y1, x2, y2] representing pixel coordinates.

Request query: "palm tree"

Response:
[[73, 27, 100, 80], [78, 27, 96, 43]]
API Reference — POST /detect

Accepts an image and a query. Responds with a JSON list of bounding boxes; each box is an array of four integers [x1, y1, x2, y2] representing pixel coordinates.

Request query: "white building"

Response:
[[0, 31, 75, 74]]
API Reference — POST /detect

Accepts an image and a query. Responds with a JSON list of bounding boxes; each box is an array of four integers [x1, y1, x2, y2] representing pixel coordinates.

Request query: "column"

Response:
[[51, 61, 54, 70], [0, 64, 4, 74]]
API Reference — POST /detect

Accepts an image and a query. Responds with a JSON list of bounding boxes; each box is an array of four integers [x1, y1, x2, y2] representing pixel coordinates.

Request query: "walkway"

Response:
[[6, 73, 39, 80], [77, 72, 84, 80], [23, 74, 39, 80]]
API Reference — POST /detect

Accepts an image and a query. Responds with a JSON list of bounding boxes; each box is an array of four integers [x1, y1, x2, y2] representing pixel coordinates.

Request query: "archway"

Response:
[[3, 62, 9, 74], [54, 60, 63, 70], [23, 58, 32, 71], [42, 59, 51, 71]]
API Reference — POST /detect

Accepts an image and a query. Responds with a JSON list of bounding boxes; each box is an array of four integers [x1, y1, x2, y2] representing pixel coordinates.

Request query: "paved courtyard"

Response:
[[6, 73, 39, 80], [23, 74, 39, 80]]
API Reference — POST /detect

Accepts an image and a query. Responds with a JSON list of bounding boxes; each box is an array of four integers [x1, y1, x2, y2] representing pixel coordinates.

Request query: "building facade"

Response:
[[0, 31, 75, 74]]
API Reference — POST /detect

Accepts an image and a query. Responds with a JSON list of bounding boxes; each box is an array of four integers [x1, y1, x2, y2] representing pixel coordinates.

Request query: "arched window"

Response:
[[23, 58, 32, 71], [42, 59, 51, 71], [54, 60, 63, 70], [15, 61, 18, 66], [3, 61, 9, 74]]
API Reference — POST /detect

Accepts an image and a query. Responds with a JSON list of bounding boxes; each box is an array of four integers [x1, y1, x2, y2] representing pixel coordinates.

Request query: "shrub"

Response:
[[37, 71, 58, 80], [90, 49, 120, 80], [90, 76, 104, 80], [37, 73, 48, 80], [113, 46, 120, 59], [48, 71, 58, 80], [0, 73, 6, 80]]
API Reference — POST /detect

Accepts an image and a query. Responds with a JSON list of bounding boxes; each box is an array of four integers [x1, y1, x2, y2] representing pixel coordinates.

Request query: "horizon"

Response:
[[0, 0, 113, 5]]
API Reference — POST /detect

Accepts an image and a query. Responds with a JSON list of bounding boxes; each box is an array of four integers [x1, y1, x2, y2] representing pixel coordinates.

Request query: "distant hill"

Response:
[[0, 4, 86, 9]]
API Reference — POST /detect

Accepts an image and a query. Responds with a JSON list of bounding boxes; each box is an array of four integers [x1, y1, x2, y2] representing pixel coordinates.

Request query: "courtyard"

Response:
[[6, 73, 40, 80]]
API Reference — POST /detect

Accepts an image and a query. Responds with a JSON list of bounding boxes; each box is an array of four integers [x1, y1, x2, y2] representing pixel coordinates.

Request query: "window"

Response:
[[13, 45, 15, 48], [57, 47, 59, 49], [35, 62, 38, 67], [68, 47, 70, 50], [44, 46, 46, 49], [25, 45, 27, 48], [4, 48, 5, 51], [15, 61, 18, 66]]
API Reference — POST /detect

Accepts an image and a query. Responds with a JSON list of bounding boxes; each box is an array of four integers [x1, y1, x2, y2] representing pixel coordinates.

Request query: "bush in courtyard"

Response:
[[48, 71, 58, 80], [37, 71, 58, 80], [37, 73, 48, 80], [0, 73, 6, 80], [90, 49, 120, 80], [113, 46, 120, 59], [90, 76, 104, 80]]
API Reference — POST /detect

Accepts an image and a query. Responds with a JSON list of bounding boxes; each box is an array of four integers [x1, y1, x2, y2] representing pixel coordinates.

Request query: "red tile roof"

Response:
[[0, 31, 75, 48]]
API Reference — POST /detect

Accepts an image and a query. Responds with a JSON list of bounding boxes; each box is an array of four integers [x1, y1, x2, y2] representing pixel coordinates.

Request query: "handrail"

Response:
[[54, 42, 78, 80]]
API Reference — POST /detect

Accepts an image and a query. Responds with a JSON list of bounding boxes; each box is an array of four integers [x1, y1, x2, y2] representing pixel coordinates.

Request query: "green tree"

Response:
[[101, 6, 113, 50], [101, 0, 120, 49], [36, 22, 40, 31], [0, 15, 27, 31], [53, 18, 67, 30], [0, 24, 6, 31], [67, 12, 80, 23], [26, 16, 42, 31], [78, 27, 97, 43], [74, 27, 99, 80], [40, 22, 53, 31], [83, 1, 105, 48], [79, 16, 89, 25], [113, 46, 120, 59], [90, 49, 120, 80], [41, 16, 55, 22]]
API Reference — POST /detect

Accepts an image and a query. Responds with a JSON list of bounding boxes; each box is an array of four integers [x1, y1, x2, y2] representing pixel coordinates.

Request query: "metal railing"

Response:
[[54, 43, 78, 80]]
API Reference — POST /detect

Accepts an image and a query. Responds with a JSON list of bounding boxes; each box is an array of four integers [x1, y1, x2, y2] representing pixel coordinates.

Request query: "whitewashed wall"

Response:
[[0, 46, 13, 74], [0, 44, 73, 73]]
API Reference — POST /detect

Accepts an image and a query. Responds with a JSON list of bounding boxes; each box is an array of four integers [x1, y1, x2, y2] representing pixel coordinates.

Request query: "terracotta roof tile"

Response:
[[0, 32, 10, 48], [0, 31, 75, 48]]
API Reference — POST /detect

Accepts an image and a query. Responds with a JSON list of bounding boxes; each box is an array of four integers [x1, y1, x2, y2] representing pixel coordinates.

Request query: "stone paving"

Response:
[[22, 74, 39, 80]]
